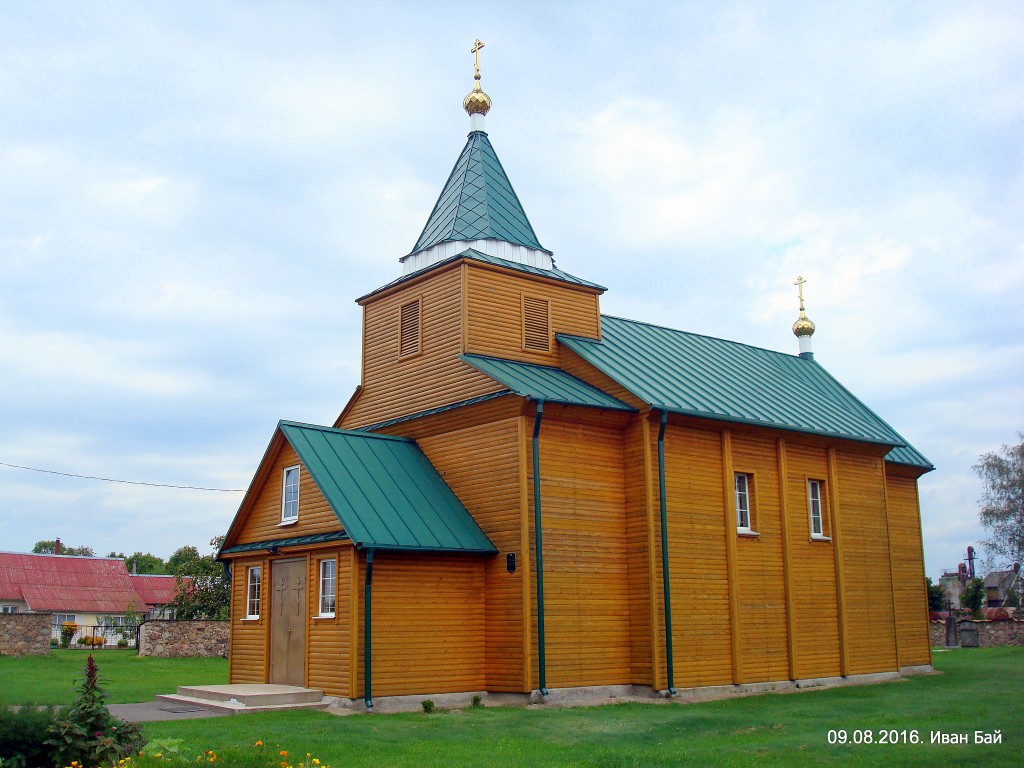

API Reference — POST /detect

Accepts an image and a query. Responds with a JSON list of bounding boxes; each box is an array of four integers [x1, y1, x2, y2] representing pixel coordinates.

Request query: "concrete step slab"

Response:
[[155, 692, 329, 714], [171, 684, 323, 707]]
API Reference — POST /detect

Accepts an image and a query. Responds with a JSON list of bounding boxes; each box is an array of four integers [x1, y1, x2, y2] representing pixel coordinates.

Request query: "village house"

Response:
[[0, 551, 179, 643], [218, 49, 933, 707]]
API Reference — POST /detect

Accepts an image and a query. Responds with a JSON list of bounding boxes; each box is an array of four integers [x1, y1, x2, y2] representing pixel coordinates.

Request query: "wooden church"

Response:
[[219, 45, 934, 708]]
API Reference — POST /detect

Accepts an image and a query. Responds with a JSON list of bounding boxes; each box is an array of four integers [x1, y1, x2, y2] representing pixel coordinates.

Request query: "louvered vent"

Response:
[[399, 299, 421, 357], [523, 296, 550, 351]]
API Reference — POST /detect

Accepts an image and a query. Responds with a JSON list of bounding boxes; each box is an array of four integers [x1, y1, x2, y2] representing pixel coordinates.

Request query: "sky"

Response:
[[1, 2, 1021, 579]]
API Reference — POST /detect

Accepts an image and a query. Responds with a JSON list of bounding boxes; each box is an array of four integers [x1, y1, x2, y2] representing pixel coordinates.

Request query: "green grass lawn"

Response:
[[2, 648, 1019, 766], [0, 649, 227, 705]]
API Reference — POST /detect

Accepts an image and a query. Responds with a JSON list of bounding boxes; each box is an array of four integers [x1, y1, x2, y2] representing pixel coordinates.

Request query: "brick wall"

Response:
[[0, 612, 52, 656], [138, 620, 229, 657]]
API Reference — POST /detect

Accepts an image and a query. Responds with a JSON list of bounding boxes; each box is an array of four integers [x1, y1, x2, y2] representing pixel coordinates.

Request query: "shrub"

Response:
[[60, 621, 78, 648], [117, 638, 129, 648], [76, 635, 105, 647], [45, 654, 146, 767], [471, 694, 482, 708], [0, 704, 61, 768], [420, 699, 436, 714]]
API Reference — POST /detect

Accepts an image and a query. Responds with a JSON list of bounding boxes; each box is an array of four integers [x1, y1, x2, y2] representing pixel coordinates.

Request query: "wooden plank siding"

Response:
[[305, 547, 353, 697], [782, 443, 842, 679], [465, 263, 602, 366], [558, 347, 649, 411], [228, 555, 268, 684], [352, 551, 486, 697], [885, 467, 932, 668], [835, 451, 899, 674], [623, 417, 658, 687], [729, 432, 791, 683], [342, 264, 504, 429], [232, 444, 342, 546], [527, 416, 632, 688], [659, 422, 734, 688], [417, 417, 527, 692]]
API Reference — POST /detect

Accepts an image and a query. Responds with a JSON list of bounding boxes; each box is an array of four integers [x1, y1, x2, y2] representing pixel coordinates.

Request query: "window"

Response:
[[1, 605, 19, 614], [808, 479, 826, 538], [522, 295, 550, 351], [246, 566, 262, 618], [319, 559, 336, 617], [281, 465, 300, 523], [52, 613, 76, 626], [399, 298, 421, 357], [735, 473, 753, 531]]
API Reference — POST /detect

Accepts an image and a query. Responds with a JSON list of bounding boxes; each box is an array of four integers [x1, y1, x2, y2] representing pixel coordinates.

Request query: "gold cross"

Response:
[[794, 276, 807, 311], [471, 39, 485, 80]]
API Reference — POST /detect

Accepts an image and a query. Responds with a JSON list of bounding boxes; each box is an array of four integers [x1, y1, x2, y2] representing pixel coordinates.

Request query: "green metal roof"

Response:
[[884, 443, 934, 470], [220, 531, 351, 556], [411, 131, 547, 255], [279, 421, 497, 554], [357, 390, 516, 432], [559, 316, 931, 467], [461, 353, 635, 412], [357, 248, 605, 303]]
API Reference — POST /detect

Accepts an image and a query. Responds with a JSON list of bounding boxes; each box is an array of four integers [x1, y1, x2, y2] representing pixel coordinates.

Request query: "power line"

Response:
[[0, 461, 246, 492]]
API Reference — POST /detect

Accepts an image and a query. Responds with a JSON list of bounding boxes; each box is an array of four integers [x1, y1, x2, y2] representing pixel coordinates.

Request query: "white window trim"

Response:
[[245, 566, 261, 619], [281, 465, 300, 524], [734, 472, 756, 534], [808, 479, 827, 539], [318, 558, 336, 618]]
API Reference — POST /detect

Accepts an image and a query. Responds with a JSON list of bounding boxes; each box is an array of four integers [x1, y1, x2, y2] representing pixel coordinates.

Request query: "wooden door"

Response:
[[270, 558, 307, 686]]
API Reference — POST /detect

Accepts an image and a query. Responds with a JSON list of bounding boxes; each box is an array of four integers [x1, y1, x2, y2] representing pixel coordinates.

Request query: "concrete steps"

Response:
[[156, 684, 328, 714]]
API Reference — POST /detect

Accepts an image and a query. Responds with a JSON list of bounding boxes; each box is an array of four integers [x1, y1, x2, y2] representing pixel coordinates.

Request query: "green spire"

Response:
[[410, 131, 547, 255]]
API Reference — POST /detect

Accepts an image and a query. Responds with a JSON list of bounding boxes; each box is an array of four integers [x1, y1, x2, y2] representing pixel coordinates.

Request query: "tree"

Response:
[[120, 552, 167, 574], [974, 432, 1024, 567], [926, 577, 945, 611], [961, 577, 985, 617], [167, 538, 229, 620], [32, 540, 95, 557]]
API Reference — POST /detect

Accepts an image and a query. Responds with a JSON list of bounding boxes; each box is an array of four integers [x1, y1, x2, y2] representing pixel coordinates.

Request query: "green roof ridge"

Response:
[[411, 131, 546, 254]]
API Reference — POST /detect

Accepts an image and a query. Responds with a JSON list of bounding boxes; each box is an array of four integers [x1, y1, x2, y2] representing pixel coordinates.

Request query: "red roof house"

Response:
[[0, 552, 181, 618]]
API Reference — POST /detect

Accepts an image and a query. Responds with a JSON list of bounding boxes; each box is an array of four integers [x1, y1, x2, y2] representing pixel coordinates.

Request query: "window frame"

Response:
[[734, 472, 753, 533], [245, 566, 262, 619], [807, 478, 830, 539], [281, 465, 300, 524], [318, 558, 336, 618], [1, 605, 19, 614]]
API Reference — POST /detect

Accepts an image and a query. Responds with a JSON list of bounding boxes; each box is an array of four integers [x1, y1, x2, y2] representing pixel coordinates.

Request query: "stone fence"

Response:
[[0, 612, 52, 656], [138, 620, 229, 657], [930, 618, 1024, 648]]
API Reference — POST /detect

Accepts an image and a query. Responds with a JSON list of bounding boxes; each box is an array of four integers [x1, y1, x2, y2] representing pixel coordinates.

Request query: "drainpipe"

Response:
[[532, 400, 549, 696], [657, 410, 676, 695], [364, 548, 375, 710]]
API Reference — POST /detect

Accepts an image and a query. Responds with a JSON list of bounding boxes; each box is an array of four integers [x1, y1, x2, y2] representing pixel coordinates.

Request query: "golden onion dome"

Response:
[[463, 84, 492, 116], [792, 311, 816, 338]]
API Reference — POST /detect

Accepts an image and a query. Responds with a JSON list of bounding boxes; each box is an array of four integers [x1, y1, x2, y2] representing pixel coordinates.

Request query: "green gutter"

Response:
[[532, 400, 549, 696], [657, 411, 676, 695], [364, 549, 375, 710]]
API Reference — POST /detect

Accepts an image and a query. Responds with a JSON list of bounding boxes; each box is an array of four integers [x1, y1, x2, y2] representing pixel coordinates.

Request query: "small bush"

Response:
[[45, 654, 146, 767], [76, 635, 105, 647], [471, 694, 482, 708], [60, 621, 78, 648], [0, 704, 61, 768], [117, 638, 129, 648], [420, 699, 436, 714]]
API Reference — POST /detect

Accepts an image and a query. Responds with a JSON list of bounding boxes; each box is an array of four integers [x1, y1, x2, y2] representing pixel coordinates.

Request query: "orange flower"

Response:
[[255, 741, 264, 747], [280, 751, 288, 757]]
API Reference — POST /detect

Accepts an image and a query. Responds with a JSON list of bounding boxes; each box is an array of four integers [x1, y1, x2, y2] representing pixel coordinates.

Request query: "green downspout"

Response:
[[657, 410, 676, 695], [364, 548, 375, 710], [532, 400, 549, 696]]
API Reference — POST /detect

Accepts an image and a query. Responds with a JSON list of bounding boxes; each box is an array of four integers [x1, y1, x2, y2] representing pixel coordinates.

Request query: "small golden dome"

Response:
[[463, 84, 492, 116], [792, 311, 816, 337]]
